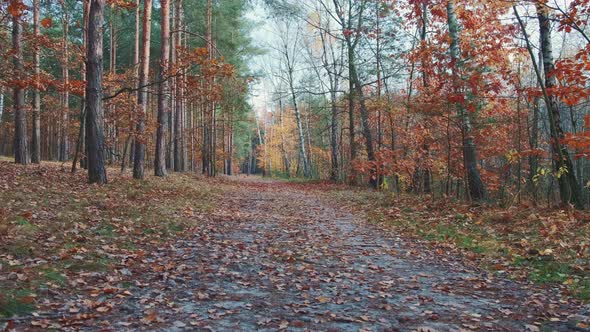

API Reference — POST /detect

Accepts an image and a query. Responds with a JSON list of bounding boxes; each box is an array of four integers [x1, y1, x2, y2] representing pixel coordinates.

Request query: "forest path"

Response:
[[110, 177, 581, 332], [19, 177, 582, 331]]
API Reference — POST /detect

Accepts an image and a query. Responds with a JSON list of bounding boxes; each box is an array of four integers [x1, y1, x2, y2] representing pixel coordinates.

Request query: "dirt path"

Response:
[[13, 178, 585, 331]]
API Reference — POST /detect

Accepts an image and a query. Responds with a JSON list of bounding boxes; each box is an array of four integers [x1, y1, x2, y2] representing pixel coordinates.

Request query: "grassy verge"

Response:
[[328, 189, 590, 301], [0, 159, 219, 317]]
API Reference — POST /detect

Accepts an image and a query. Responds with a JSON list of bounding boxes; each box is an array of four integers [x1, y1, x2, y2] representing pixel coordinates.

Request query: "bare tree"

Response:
[[276, 20, 311, 177]]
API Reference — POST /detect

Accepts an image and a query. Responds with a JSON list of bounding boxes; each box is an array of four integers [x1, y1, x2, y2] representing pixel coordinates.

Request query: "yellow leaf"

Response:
[[316, 296, 330, 303]]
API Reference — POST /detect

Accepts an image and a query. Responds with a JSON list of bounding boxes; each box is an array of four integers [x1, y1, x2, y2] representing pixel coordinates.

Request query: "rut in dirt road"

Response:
[[17, 178, 583, 331]]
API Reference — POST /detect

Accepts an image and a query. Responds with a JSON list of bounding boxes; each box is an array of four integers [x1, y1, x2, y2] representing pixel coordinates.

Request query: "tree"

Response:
[[155, 0, 170, 176], [86, 0, 108, 184], [12, 5, 28, 165], [31, 0, 41, 164], [307, 4, 344, 182], [174, 0, 184, 172], [277, 21, 311, 178], [515, 3, 584, 208], [446, 0, 487, 201], [332, 0, 378, 188], [133, 0, 152, 180], [59, 0, 70, 162]]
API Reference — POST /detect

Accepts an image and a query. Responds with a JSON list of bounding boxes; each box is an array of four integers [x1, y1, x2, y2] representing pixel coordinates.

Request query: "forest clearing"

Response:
[[1, 0, 590, 330]]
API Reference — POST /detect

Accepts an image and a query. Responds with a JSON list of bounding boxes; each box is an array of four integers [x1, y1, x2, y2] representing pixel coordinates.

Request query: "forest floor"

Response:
[[0, 160, 589, 331]]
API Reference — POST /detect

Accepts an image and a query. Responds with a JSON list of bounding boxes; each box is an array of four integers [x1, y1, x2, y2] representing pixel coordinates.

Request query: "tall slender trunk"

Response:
[[278, 99, 290, 175], [127, 0, 140, 171], [155, 0, 170, 176], [536, 5, 583, 208], [318, 20, 340, 182], [202, 0, 215, 176], [228, 112, 233, 175], [447, 0, 486, 200], [417, 1, 431, 193], [12, 13, 28, 165], [289, 70, 310, 178], [60, 3, 70, 161], [133, 0, 152, 179], [348, 39, 377, 188], [168, 0, 176, 170], [174, 0, 184, 171], [348, 50, 356, 177], [514, 5, 583, 208], [108, 4, 118, 164], [85, 0, 107, 184], [529, 96, 540, 202], [32, 0, 41, 164], [121, 2, 139, 173], [72, 0, 91, 172]]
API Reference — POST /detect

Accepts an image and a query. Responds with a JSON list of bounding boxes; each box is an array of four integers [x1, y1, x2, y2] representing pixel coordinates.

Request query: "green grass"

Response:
[[63, 256, 112, 273], [4, 243, 33, 258], [42, 269, 67, 286], [0, 289, 35, 318], [513, 256, 571, 283], [360, 194, 590, 301], [15, 216, 39, 234], [96, 224, 116, 238], [168, 222, 185, 233]]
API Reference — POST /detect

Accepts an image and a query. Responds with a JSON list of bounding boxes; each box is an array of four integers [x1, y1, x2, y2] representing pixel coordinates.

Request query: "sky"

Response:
[[245, 2, 279, 116]]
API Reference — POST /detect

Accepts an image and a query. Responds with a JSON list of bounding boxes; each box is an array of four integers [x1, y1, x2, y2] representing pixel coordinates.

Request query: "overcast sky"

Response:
[[245, 2, 278, 116]]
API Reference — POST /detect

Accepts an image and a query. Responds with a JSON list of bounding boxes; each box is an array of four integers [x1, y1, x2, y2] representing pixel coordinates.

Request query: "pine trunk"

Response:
[[85, 0, 107, 184], [32, 0, 41, 164], [12, 14, 28, 165], [133, 0, 152, 179], [155, 0, 170, 176]]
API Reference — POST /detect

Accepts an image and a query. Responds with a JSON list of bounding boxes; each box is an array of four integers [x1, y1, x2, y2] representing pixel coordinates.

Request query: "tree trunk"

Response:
[[174, 0, 184, 171], [31, 0, 42, 164], [348, 40, 377, 188], [85, 0, 107, 184], [133, 0, 152, 179], [155, 0, 170, 176], [60, 3, 70, 161], [279, 99, 290, 175], [289, 72, 310, 178], [536, 5, 583, 208], [12, 13, 28, 165], [72, 0, 91, 172], [447, 0, 486, 201], [348, 56, 356, 179]]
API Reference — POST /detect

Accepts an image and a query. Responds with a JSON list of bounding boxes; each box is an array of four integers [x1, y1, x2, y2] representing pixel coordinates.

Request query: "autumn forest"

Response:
[[1, 0, 590, 330]]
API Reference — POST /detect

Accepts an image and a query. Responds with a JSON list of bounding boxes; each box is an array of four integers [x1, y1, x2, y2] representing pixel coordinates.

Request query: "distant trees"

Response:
[[255, 0, 590, 208], [2, 0, 590, 209], [0, 0, 254, 183]]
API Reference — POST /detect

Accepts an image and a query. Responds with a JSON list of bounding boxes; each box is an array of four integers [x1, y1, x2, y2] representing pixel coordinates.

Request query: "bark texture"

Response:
[[85, 0, 108, 184]]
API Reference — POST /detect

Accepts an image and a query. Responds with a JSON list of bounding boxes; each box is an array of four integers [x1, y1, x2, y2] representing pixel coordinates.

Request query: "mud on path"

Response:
[[13, 177, 585, 331]]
